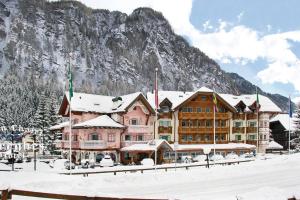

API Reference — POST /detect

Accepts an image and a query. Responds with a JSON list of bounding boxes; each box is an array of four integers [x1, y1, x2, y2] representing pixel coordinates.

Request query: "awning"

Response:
[[121, 139, 173, 152]]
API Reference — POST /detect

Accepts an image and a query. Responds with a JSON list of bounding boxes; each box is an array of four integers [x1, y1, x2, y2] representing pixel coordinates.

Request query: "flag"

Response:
[[256, 87, 260, 112], [68, 64, 73, 100], [213, 92, 218, 112], [289, 96, 292, 118]]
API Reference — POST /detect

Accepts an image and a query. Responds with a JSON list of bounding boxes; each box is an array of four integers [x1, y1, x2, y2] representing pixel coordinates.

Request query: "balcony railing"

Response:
[[178, 126, 229, 133], [247, 127, 257, 133], [121, 141, 148, 147], [232, 127, 245, 133], [178, 112, 229, 119], [80, 140, 107, 149], [127, 125, 152, 133], [158, 126, 172, 133]]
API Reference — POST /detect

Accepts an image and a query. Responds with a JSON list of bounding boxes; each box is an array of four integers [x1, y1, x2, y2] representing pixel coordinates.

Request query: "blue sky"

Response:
[[77, 0, 300, 102]]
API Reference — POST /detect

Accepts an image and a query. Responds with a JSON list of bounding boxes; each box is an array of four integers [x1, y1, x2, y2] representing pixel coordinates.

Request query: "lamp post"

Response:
[[32, 128, 37, 171], [203, 147, 211, 168]]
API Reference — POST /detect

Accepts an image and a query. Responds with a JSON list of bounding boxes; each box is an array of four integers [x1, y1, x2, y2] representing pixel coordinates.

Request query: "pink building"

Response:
[[56, 92, 155, 163]]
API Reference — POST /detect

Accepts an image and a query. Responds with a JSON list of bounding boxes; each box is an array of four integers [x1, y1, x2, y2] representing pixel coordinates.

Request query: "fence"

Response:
[[0, 189, 165, 200], [60, 159, 254, 176]]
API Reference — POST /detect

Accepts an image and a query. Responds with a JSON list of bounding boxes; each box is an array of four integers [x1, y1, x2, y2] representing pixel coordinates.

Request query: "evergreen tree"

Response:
[[294, 102, 300, 135]]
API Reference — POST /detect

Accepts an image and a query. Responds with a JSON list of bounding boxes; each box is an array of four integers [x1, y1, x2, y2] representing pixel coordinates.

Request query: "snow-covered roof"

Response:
[[121, 139, 172, 152], [147, 87, 236, 112], [49, 121, 69, 131], [73, 115, 124, 129], [219, 94, 282, 113], [270, 114, 295, 131], [267, 141, 283, 149], [64, 92, 151, 114], [170, 143, 256, 151]]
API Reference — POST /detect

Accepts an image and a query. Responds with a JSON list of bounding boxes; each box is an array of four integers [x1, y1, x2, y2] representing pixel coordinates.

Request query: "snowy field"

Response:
[[1, 153, 300, 200]]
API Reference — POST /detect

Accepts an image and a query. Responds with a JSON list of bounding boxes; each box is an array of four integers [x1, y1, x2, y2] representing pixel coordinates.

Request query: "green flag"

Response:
[[68, 64, 73, 100]]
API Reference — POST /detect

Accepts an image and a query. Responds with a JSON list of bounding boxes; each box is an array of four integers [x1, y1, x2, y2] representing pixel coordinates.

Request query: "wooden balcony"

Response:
[[178, 112, 229, 119], [232, 127, 245, 133], [246, 127, 257, 133], [158, 126, 172, 133], [247, 113, 257, 120], [246, 140, 257, 145], [178, 126, 229, 134], [158, 112, 172, 119]]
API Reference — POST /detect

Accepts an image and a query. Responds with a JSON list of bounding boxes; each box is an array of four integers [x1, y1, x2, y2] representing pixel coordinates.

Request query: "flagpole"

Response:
[[288, 95, 291, 154], [213, 91, 216, 165], [68, 53, 72, 174], [154, 67, 158, 171], [256, 87, 259, 154]]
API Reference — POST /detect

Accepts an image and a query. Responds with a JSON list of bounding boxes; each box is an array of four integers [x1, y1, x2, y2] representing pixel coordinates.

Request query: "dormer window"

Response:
[[130, 118, 139, 125]]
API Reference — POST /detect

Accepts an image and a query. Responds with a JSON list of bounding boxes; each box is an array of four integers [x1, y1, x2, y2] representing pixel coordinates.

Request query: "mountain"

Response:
[[0, 0, 289, 126]]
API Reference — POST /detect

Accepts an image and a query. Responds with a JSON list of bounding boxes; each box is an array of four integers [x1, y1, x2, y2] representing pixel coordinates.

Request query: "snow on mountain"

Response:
[[0, 0, 291, 126]]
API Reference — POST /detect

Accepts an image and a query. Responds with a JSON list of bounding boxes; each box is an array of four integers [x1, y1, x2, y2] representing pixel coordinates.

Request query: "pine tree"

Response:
[[294, 102, 300, 136]]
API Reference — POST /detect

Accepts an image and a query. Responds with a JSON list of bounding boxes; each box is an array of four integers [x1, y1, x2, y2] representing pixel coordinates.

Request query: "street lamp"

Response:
[[203, 147, 211, 168]]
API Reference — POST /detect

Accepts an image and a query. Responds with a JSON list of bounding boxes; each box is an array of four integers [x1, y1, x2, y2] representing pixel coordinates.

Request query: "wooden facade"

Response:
[[175, 93, 233, 145]]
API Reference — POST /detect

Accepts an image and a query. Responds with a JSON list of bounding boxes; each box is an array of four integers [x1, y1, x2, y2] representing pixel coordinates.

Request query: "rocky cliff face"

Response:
[[0, 0, 289, 125]]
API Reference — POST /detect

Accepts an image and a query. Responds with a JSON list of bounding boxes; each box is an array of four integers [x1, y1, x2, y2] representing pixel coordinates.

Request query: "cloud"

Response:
[[77, 0, 300, 93]]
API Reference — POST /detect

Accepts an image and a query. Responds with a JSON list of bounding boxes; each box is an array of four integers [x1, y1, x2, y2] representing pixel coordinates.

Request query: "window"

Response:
[[235, 135, 241, 141], [197, 107, 202, 112], [182, 107, 193, 112], [181, 135, 187, 141], [159, 120, 171, 127], [263, 135, 266, 140], [189, 120, 194, 127], [205, 120, 212, 127], [206, 107, 211, 112], [130, 118, 138, 125], [215, 135, 219, 141], [215, 120, 219, 127], [195, 134, 201, 141], [159, 135, 171, 141], [201, 96, 207, 101], [182, 120, 188, 127], [187, 135, 193, 141], [137, 135, 144, 141], [108, 133, 115, 142], [204, 135, 210, 141], [198, 120, 204, 127], [220, 134, 226, 141], [125, 135, 131, 141], [248, 121, 257, 127], [248, 135, 256, 140], [73, 135, 78, 141], [234, 121, 243, 127], [221, 120, 226, 127], [264, 121, 268, 127], [90, 133, 98, 140]]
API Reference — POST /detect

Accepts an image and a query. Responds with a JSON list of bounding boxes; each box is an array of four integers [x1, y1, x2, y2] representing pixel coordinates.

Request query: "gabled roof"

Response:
[[219, 94, 282, 113], [73, 115, 125, 129], [267, 141, 283, 149], [147, 87, 236, 112], [270, 114, 295, 131], [120, 139, 172, 152], [59, 92, 154, 116]]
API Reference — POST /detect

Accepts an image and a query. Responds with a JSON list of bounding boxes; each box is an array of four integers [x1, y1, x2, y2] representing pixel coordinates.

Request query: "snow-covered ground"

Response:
[[1, 153, 300, 200]]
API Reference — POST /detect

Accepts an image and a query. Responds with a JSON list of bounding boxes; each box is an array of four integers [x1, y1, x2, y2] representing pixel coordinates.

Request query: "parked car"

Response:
[[181, 155, 192, 163], [141, 158, 154, 166], [225, 153, 239, 160], [193, 155, 207, 162], [210, 154, 224, 161], [81, 159, 95, 169], [100, 155, 114, 167], [52, 159, 75, 170]]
